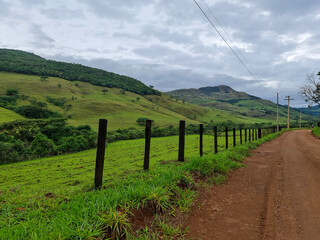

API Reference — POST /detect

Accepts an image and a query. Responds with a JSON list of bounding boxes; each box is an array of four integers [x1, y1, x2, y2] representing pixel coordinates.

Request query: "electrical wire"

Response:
[[194, 0, 276, 99]]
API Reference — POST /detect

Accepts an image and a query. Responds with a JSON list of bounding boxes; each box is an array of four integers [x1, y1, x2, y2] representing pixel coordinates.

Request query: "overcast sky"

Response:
[[1, 0, 320, 107]]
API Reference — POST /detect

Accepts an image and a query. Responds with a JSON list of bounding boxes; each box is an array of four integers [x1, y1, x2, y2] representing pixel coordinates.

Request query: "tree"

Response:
[[6, 89, 18, 96], [300, 73, 320, 107]]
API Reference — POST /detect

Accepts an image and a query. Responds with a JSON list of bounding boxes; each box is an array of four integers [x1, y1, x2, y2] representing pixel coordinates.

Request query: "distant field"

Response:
[[0, 133, 246, 204], [0, 107, 25, 124]]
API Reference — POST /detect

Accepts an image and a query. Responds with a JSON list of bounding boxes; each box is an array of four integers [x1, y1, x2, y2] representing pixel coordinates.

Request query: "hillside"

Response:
[[167, 85, 313, 123], [0, 72, 294, 130], [167, 85, 259, 103], [296, 105, 320, 118], [0, 49, 160, 96], [0, 49, 316, 130], [0, 107, 25, 124]]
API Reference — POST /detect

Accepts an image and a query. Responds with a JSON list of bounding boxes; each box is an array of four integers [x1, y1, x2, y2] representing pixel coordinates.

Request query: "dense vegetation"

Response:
[[0, 119, 96, 164], [0, 49, 160, 96]]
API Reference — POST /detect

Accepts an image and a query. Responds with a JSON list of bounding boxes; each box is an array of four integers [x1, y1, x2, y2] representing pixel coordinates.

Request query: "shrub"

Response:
[[30, 133, 56, 157], [0, 134, 29, 164], [6, 89, 18, 96], [14, 105, 62, 119], [57, 135, 89, 153]]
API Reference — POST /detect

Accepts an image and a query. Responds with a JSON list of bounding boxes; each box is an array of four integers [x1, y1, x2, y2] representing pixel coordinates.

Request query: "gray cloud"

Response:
[[29, 24, 55, 48], [2, 0, 320, 107]]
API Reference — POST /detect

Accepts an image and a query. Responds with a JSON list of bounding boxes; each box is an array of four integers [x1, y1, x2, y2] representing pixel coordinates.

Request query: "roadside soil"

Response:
[[185, 130, 320, 240]]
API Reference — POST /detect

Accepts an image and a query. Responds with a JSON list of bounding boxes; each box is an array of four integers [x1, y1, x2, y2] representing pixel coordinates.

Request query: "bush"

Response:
[[57, 135, 89, 153], [46, 96, 67, 108], [0, 134, 29, 164], [6, 89, 18, 96], [31, 133, 56, 157], [0, 96, 17, 108], [14, 105, 62, 119]]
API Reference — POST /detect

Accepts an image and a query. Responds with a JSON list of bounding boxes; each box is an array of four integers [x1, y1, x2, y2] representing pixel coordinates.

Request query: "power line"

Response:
[[194, 0, 275, 98]]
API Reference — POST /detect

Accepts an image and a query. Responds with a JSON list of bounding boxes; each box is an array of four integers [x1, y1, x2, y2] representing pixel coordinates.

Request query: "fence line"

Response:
[[94, 119, 278, 188]]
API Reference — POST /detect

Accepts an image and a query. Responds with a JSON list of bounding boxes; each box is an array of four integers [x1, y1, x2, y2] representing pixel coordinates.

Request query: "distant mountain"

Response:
[[167, 85, 259, 104], [167, 85, 317, 121], [295, 105, 320, 117], [0, 49, 160, 96]]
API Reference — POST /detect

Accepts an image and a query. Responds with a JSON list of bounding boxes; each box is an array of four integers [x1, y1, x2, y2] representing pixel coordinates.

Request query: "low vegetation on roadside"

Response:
[[312, 127, 320, 137]]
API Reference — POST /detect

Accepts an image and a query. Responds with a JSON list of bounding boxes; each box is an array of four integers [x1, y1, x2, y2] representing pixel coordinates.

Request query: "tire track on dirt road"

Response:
[[185, 130, 320, 240]]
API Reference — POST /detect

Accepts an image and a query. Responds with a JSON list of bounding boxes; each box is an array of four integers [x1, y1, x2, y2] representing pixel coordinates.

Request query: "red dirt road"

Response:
[[185, 130, 320, 240]]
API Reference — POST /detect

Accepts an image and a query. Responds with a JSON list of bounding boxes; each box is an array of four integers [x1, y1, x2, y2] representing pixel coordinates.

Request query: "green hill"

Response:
[[0, 49, 316, 130], [167, 85, 316, 123], [0, 49, 160, 96], [0, 71, 296, 130]]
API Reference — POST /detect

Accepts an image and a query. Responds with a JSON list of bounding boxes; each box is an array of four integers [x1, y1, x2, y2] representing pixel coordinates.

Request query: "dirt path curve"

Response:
[[185, 130, 320, 240]]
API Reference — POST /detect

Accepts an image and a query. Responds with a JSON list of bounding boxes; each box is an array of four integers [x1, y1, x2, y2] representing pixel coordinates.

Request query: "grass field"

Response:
[[0, 72, 289, 130], [0, 132, 247, 205], [0, 107, 25, 124]]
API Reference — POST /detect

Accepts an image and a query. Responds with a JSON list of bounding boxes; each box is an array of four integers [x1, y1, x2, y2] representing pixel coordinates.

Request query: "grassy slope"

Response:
[[167, 87, 314, 124], [0, 72, 281, 130], [0, 72, 199, 130], [0, 107, 25, 124]]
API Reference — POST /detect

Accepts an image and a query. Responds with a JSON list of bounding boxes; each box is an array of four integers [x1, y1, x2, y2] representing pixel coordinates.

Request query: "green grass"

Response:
[[0, 134, 235, 204], [0, 107, 25, 124], [312, 127, 320, 137], [0, 131, 281, 239]]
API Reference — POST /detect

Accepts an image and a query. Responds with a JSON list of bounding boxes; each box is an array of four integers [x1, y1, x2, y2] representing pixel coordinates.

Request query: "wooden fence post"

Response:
[[249, 128, 251, 142], [199, 124, 203, 157], [255, 128, 258, 140], [245, 129, 247, 143], [252, 129, 255, 141], [214, 126, 218, 153], [94, 119, 108, 189], [178, 120, 185, 162], [225, 127, 228, 149], [233, 128, 236, 147], [144, 119, 152, 170], [258, 128, 262, 139], [240, 128, 242, 144]]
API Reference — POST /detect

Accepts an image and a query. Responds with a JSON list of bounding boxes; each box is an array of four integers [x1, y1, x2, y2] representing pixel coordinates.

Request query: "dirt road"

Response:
[[185, 130, 320, 240]]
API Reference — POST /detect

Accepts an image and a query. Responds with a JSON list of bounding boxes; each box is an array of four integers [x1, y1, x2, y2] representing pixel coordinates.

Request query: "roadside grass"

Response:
[[312, 127, 320, 137], [0, 131, 281, 239]]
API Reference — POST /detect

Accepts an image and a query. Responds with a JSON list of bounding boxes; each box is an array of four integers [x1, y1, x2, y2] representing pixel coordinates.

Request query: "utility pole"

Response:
[[300, 110, 302, 128], [277, 93, 279, 132], [284, 96, 294, 129]]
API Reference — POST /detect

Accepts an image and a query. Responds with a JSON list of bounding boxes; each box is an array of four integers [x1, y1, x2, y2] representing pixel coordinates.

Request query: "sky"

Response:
[[1, 0, 320, 107]]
